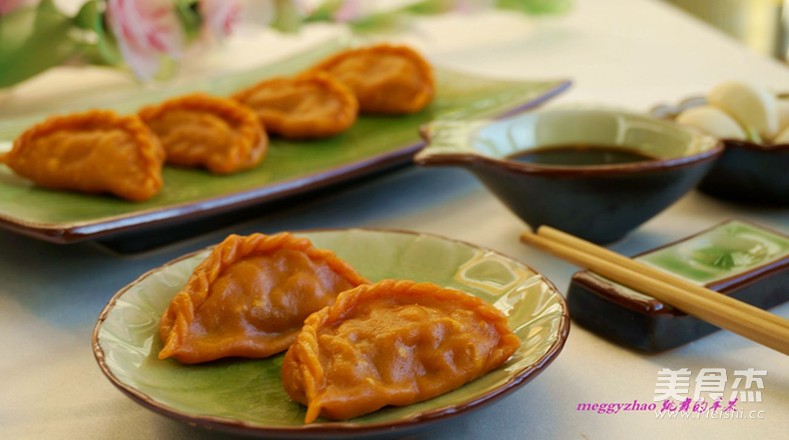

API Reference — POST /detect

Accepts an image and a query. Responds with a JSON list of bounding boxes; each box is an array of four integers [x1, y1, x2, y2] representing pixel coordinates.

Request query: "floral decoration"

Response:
[[0, 0, 571, 88]]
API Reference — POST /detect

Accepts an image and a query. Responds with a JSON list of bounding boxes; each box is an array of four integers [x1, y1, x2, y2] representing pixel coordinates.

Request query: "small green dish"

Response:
[[93, 229, 569, 438], [568, 219, 789, 352]]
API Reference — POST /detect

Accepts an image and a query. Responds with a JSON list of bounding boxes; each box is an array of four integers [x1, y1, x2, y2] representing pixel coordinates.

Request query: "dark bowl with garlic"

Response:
[[651, 82, 789, 206]]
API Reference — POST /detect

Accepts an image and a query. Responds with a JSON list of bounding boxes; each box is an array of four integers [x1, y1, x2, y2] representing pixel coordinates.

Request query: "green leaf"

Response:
[[496, 0, 574, 15], [73, 0, 97, 29], [304, 0, 343, 23], [70, 0, 121, 66], [402, 0, 455, 15], [174, 0, 202, 41], [347, 13, 412, 35], [0, 0, 82, 88], [270, 0, 304, 33]]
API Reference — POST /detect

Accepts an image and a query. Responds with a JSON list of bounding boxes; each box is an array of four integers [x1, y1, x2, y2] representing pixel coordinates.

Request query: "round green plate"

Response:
[[93, 229, 569, 438]]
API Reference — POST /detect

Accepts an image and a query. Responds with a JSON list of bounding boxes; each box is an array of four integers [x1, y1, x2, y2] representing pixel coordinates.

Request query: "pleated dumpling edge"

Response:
[[158, 232, 369, 364], [282, 279, 521, 423]]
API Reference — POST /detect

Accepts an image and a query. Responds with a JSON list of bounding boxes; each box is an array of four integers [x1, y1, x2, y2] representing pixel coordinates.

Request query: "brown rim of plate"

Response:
[[91, 227, 571, 438], [650, 94, 789, 151], [570, 219, 789, 316], [416, 114, 724, 178], [0, 81, 572, 245]]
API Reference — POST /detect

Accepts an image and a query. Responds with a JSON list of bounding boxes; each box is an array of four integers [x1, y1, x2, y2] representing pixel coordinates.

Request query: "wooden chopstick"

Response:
[[520, 227, 789, 356]]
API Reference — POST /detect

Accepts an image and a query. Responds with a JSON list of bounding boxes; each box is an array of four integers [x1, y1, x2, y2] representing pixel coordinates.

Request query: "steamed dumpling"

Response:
[[282, 279, 521, 423], [158, 233, 369, 364]]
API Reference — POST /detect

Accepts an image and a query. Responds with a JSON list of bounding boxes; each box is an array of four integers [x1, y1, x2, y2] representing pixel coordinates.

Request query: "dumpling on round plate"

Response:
[[233, 73, 358, 139], [158, 233, 369, 364], [282, 279, 521, 423], [0, 110, 165, 202], [139, 93, 267, 174], [309, 44, 435, 115]]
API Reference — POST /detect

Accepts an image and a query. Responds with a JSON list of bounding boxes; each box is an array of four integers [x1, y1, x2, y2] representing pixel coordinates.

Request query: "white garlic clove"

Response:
[[708, 81, 778, 138], [773, 125, 789, 145], [676, 105, 747, 140]]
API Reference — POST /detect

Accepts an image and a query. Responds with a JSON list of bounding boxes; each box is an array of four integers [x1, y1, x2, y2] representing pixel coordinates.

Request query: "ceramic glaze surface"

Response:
[[417, 109, 722, 243], [0, 41, 569, 243], [567, 220, 789, 352], [589, 220, 789, 303], [652, 96, 789, 205], [93, 229, 569, 438]]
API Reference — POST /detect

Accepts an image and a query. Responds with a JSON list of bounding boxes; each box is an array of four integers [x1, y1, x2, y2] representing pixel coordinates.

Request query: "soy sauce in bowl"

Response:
[[416, 108, 723, 243], [507, 144, 657, 166]]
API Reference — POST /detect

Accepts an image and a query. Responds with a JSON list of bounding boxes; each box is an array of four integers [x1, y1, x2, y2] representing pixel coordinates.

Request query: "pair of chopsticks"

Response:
[[520, 226, 789, 356]]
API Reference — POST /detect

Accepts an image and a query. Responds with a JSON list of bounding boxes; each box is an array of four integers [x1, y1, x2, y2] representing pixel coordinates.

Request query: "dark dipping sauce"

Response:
[[507, 144, 658, 166]]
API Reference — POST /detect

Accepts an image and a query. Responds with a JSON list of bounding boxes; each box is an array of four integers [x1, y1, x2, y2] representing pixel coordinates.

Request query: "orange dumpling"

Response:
[[0, 110, 164, 201], [158, 233, 369, 364], [282, 279, 521, 423], [139, 93, 267, 174], [233, 73, 358, 139], [309, 44, 435, 115]]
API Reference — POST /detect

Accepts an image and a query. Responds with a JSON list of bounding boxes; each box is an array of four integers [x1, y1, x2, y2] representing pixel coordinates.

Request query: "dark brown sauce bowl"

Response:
[[415, 108, 723, 244], [651, 96, 789, 206]]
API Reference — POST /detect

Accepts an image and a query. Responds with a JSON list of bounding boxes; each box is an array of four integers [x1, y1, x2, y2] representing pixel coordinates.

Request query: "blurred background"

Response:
[[664, 0, 788, 61]]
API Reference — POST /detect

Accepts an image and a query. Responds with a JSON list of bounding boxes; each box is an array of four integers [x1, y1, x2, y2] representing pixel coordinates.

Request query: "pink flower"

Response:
[[332, 0, 364, 23], [0, 0, 33, 16], [106, 0, 183, 81], [200, 0, 242, 41]]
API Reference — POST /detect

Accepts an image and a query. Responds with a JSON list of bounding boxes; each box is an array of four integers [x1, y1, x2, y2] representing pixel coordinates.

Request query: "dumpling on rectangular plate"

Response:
[[309, 44, 435, 115], [0, 110, 165, 201], [281, 279, 521, 423], [233, 73, 358, 139], [139, 93, 268, 174], [158, 233, 369, 364]]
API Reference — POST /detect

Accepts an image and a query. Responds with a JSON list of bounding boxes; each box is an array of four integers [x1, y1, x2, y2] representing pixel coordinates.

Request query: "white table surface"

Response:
[[1, 0, 787, 439]]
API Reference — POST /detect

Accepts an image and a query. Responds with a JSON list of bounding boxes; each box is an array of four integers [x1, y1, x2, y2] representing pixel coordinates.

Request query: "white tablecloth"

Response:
[[1, 0, 787, 438]]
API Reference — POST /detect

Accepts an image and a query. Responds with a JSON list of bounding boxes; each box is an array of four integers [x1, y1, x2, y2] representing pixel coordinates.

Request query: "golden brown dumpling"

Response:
[[233, 73, 358, 139], [0, 110, 164, 201], [139, 93, 267, 174], [310, 44, 435, 115], [282, 279, 521, 423], [158, 233, 369, 364]]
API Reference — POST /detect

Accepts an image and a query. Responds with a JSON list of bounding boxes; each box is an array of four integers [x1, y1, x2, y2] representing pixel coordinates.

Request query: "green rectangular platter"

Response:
[[0, 39, 569, 244]]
